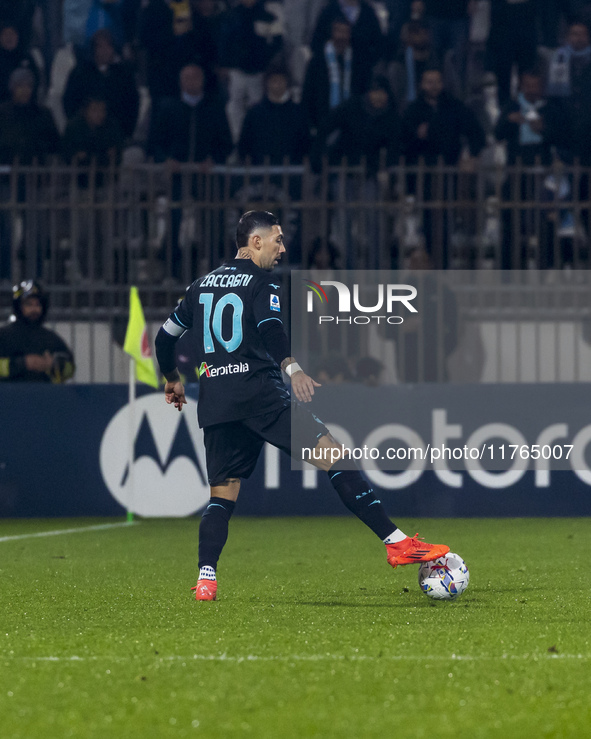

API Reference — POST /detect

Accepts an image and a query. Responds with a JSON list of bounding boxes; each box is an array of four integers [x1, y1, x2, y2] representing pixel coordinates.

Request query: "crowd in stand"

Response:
[[3, 1, 591, 270], [2, 1, 591, 168]]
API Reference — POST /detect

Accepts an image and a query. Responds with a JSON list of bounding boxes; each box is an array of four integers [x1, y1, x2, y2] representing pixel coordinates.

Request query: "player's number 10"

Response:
[[199, 292, 244, 353]]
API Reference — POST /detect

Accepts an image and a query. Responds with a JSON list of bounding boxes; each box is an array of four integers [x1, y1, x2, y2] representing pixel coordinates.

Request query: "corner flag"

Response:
[[124, 286, 159, 388]]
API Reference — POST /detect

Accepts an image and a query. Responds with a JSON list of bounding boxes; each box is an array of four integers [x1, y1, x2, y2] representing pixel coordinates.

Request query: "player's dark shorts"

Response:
[[203, 400, 329, 485]]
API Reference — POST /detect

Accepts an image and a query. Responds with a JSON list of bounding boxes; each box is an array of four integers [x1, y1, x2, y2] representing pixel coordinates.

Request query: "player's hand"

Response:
[[25, 351, 54, 373], [290, 371, 321, 403], [164, 380, 187, 412]]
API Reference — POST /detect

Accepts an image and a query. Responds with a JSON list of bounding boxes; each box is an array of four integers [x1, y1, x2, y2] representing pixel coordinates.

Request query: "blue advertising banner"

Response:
[[0, 384, 590, 518]]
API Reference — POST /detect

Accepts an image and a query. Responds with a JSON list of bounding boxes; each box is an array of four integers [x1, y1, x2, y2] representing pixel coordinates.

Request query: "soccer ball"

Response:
[[418, 553, 469, 601]]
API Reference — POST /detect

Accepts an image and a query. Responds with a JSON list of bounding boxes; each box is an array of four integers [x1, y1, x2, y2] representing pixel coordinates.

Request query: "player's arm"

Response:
[[257, 320, 321, 404], [155, 306, 192, 412], [253, 282, 321, 403]]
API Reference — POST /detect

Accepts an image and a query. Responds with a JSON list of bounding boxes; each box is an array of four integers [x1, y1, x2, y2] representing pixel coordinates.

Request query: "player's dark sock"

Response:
[[198, 497, 236, 570], [328, 459, 396, 540]]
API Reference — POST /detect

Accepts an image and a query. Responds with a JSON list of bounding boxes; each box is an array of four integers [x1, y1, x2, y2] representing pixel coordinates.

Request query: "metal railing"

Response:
[[1, 160, 591, 383], [1, 158, 589, 292]]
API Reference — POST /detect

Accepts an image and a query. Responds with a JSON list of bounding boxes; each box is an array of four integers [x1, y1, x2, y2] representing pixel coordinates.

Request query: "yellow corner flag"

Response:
[[124, 286, 159, 388]]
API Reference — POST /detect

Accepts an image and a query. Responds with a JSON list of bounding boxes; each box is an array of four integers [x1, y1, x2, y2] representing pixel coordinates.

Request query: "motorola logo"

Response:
[[100, 395, 210, 516]]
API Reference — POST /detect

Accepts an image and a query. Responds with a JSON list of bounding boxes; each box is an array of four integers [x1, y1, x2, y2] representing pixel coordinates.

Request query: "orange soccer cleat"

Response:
[[191, 580, 218, 601], [386, 534, 450, 568]]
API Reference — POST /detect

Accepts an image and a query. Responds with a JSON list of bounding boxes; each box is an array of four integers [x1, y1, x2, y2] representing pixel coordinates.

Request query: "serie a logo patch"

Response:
[[270, 294, 280, 312]]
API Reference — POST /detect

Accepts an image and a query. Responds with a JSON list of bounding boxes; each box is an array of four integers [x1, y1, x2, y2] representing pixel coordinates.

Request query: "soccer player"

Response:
[[155, 211, 449, 600]]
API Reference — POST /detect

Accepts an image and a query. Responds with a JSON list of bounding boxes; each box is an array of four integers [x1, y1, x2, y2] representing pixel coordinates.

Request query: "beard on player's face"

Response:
[[256, 226, 285, 270]]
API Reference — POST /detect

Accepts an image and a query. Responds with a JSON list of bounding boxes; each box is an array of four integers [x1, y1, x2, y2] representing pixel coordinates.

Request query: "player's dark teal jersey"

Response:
[[163, 259, 290, 427]]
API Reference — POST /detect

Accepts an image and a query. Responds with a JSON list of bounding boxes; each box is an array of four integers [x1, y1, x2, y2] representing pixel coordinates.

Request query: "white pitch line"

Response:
[[8, 653, 589, 663], [0, 521, 137, 543]]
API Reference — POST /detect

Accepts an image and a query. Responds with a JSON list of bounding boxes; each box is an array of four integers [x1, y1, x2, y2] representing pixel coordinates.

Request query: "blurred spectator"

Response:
[[238, 67, 310, 164], [0, 280, 75, 383], [546, 21, 591, 100], [85, 0, 127, 50], [62, 96, 124, 279], [0, 69, 60, 164], [0, 69, 60, 280], [315, 75, 401, 268], [218, 0, 283, 142], [148, 63, 232, 165], [139, 0, 175, 103], [312, 74, 400, 171], [401, 68, 485, 266], [382, 0, 414, 52], [283, 0, 327, 89], [63, 0, 94, 47], [147, 63, 232, 275], [140, 0, 211, 106], [401, 67, 484, 165], [0, 21, 40, 103], [189, 0, 226, 71], [62, 95, 124, 166], [355, 356, 384, 386], [400, 1, 427, 41], [384, 20, 438, 111], [63, 29, 140, 139], [311, 0, 384, 89], [423, 0, 471, 86], [495, 71, 559, 166], [383, 249, 459, 382], [538, 0, 576, 49], [486, 0, 537, 105], [307, 237, 342, 269], [313, 354, 354, 384], [302, 16, 365, 132], [495, 71, 565, 268], [0, 2, 38, 46]]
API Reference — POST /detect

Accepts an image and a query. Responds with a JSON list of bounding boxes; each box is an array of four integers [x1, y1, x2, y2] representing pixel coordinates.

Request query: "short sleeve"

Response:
[[252, 279, 284, 331]]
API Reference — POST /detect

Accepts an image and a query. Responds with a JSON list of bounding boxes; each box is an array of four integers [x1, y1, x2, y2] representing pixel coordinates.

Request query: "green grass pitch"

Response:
[[1, 517, 590, 738]]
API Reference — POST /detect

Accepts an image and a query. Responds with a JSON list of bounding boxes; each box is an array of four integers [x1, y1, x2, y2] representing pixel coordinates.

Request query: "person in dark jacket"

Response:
[[384, 20, 439, 112], [495, 71, 559, 166], [218, 0, 283, 142], [63, 28, 140, 139], [401, 67, 484, 165], [238, 67, 310, 164], [62, 95, 124, 167], [0, 68, 60, 164], [61, 96, 125, 279], [189, 0, 226, 71], [0, 280, 75, 383], [147, 62, 233, 278], [0, 69, 60, 280], [486, 0, 538, 105], [139, 0, 216, 105], [0, 21, 39, 102], [312, 74, 401, 171], [311, 0, 383, 74], [302, 15, 369, 132], [148, 63, 232, 165], [314, 76, 401, 268], [423, 0, 470, 87], [401, 67, 485, 266], [494, 71, 566, 269]]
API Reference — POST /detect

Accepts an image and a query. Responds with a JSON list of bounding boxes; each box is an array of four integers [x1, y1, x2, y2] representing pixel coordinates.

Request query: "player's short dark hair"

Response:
[[236, 211, 280, 248]]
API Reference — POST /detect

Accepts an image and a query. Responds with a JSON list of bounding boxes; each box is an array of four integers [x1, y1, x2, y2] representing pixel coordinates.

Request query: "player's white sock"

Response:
[[199, 565, 216, 581], [383, 529, 408, 544]]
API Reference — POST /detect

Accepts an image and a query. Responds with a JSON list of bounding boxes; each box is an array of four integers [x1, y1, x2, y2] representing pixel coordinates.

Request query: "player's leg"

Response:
[[194, 423, 264, 600], [310, 434, 449, 567], [288, 406, 450, 567], [193, 478, 241, 601]]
